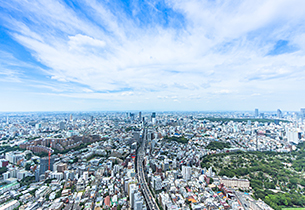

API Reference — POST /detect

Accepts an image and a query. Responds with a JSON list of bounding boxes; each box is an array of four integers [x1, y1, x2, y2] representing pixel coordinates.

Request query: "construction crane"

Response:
[[48, 142, 52, 171]]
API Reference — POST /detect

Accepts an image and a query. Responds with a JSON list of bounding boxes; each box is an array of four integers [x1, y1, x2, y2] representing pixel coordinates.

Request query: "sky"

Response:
[[0, 0, 305, 112]]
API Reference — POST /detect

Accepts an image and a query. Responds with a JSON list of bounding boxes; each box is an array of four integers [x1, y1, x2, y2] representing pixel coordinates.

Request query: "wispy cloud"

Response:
[[1, 0, 305, 111]]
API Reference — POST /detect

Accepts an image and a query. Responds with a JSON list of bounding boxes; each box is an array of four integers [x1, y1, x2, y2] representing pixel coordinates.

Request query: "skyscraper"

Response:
[[40, 156, 54, 175], [139, 111, 142, 121], [59, 122, 65, 130], [277, 109, 282, 118], [255, 109, 259, 117], [301, 108, 305, 118], [130, 113, 135, 121], [151, 112, 156, 124], [151, 112, 156, 118]]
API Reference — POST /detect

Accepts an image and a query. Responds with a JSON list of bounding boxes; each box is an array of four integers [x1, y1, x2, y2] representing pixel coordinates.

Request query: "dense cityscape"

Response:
[[0, 109, 305, 210], [1, 0, 305, 209]]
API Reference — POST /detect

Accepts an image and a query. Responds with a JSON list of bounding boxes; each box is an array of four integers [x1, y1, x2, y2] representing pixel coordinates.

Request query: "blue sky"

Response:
[[1, 0, 305, 112]]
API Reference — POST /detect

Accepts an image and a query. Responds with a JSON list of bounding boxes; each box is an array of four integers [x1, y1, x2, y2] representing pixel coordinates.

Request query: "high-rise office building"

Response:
[[151, 112, 156, 125], [59, 121, 65, 130], [40, 156, 55, 175], [151, 112, 156, 118], [277, 109, 282, 118], [129, 183, 137, 209], [133, 131, 140, 143], [130, 113, 135, 121], [254, 109, 259, 117], [301, 108, 305, 118], [139, 111, 142, 121], [35, 168, 40, 182], [134, 192, 143, 210]]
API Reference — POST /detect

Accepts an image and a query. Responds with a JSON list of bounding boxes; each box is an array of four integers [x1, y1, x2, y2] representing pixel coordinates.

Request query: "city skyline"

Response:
[[1, 0, 305, 111]]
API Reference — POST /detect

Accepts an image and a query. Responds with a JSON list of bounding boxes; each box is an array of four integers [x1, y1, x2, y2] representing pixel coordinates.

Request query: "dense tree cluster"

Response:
[[205, 141, 231, 150], [201, 150, 305, 209], [0, 167, 8, 175], [164, 136, 188, 144], [197, 117, 289, 123]]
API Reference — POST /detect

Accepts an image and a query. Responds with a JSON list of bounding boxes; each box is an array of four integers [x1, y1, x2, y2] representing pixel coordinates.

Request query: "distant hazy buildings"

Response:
[[151, 112, 156, 125], [254, 109, 259, 117], [277, 109, 282, 118], [59, 121, 65, 130], [286, 130, 301, 144], [301, 108, 305, 121]]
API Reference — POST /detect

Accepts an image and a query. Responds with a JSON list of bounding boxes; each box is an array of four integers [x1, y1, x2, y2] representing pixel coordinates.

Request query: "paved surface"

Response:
[[136, 128, 160, 210]]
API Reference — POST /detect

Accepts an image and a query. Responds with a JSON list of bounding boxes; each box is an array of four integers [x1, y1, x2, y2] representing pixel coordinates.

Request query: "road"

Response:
[[136, 128, 160, 210]]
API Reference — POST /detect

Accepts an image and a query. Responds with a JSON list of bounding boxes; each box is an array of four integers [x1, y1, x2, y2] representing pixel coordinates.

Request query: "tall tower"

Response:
[[301, 108, 305, 122], [277, 109, 282, 118], [254, 109, 259, 117], [151, 112, 156, 125], [139, 111, 142, 121], [151, 112, 156, 119]]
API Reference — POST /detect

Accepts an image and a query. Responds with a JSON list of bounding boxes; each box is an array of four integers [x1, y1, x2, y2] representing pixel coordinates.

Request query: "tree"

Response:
[[0, 167, 8, 175], [25, 153, 32, 160], [25, 163, 31, 171]]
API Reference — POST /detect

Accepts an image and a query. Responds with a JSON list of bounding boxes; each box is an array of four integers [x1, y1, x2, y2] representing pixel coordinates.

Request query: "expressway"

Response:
[[136, 128, 160, 210]]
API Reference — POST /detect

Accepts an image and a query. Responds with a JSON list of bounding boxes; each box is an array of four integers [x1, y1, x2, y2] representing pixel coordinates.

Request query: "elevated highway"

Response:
[[136, 128, 160, 210]]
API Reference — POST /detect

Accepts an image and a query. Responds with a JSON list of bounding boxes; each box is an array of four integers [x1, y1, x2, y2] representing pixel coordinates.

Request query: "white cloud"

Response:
[[68, 34, 106, 51], [1, 0, 305, 110]]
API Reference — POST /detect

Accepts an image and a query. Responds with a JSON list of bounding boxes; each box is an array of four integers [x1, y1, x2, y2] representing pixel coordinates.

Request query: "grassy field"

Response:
[[282, 208, 305, 210]]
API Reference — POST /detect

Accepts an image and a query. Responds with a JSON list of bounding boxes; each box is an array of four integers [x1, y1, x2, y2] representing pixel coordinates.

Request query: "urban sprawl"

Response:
[[0, 109, 305, 210]]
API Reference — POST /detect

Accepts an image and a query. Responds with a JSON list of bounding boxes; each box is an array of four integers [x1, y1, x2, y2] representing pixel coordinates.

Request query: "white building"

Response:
[[134, 192, 143, 210], [151, 176, 162, 191], [286, 130, 300, 144], [3, 172, 10, 180], [128, 183, 137, 209], [220, 177, 250, 189], [83, 171, 89, 181], [49, 172, 63, 180], [35, 186, 49, 198], [0, 182, 20, 194], [5, 152, 23, 164], [182, 166, 191, 181], [0, 200, 19, 210], [17, 170, 29, 180]]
